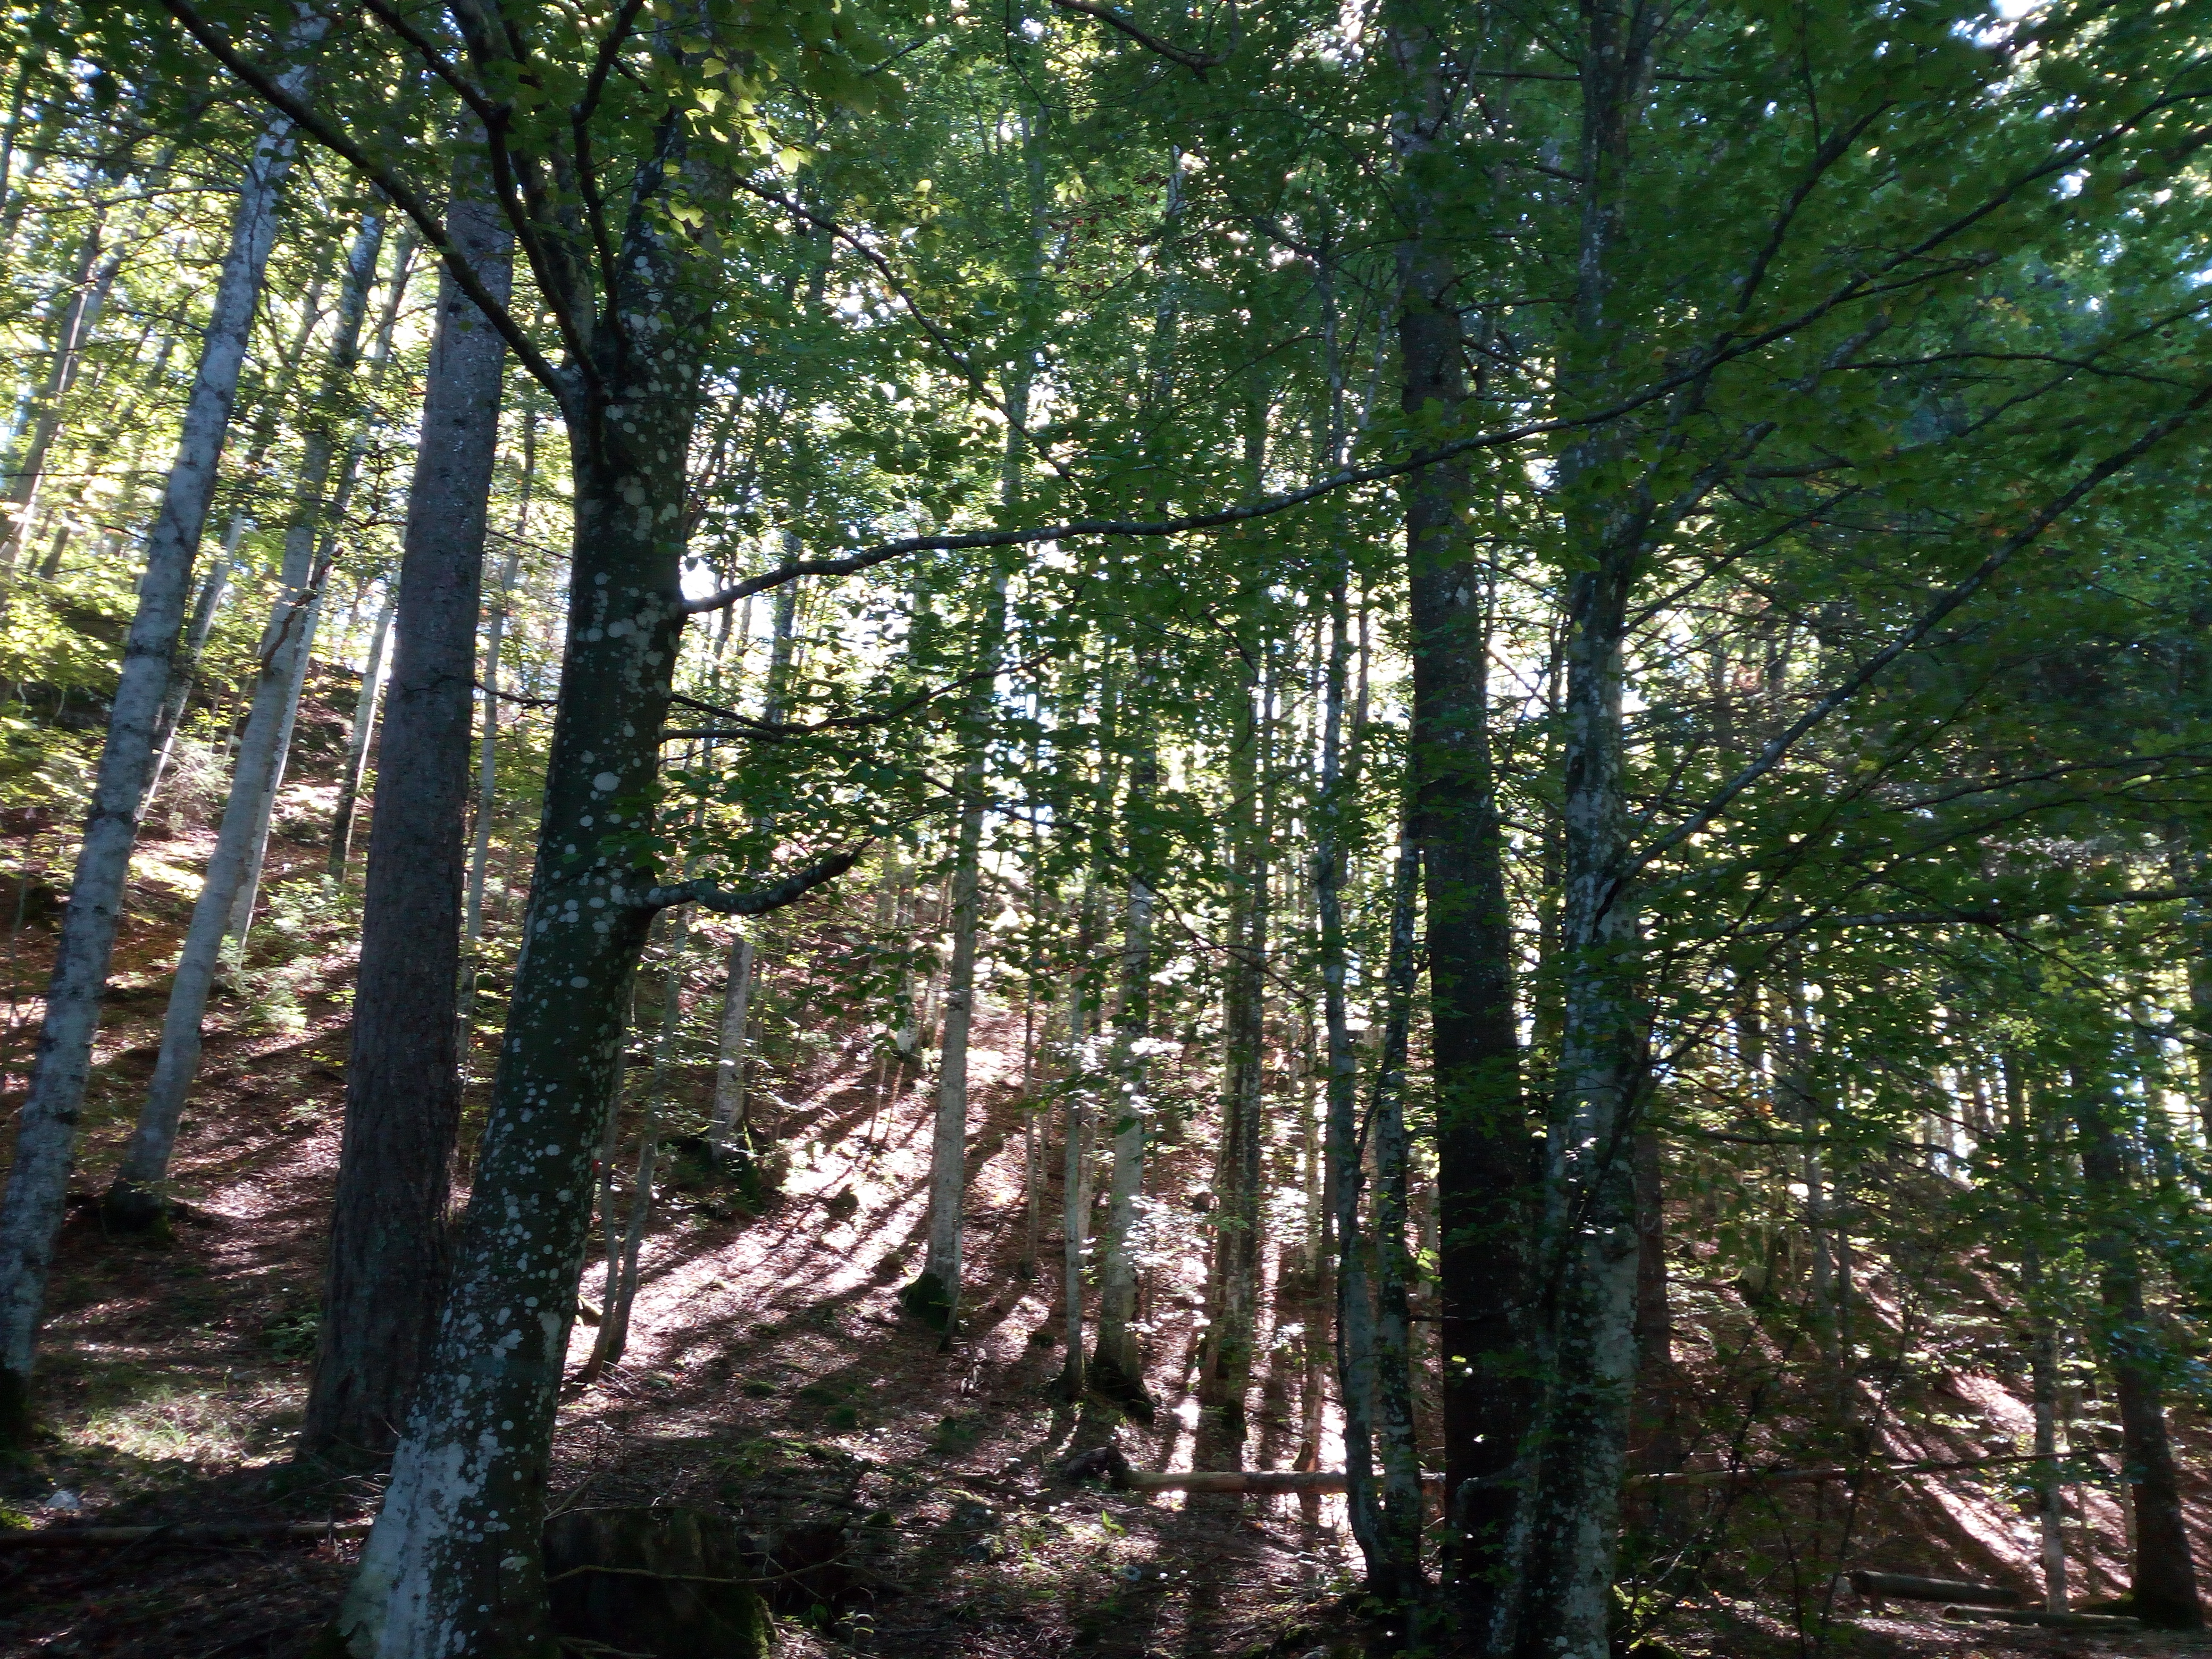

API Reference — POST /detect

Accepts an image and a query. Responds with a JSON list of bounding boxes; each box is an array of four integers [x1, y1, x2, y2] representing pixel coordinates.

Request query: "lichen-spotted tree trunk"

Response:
[[302, 183, 512, 1465], [333, 203, 709, 1659], [105, 211, 389, 1229], [329, 105, 861, 1649], [0, 43, 320, 1439]]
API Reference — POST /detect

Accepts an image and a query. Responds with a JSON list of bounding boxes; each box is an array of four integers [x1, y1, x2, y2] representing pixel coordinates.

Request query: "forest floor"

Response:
[[4, 697, 2212, 1657]]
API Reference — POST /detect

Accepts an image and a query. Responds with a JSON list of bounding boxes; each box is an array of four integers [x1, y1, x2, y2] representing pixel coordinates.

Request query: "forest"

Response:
[[2, 0, 2212, 1655]]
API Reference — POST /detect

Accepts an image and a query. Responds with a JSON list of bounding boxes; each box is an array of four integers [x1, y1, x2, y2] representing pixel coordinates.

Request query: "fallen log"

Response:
[[1118, 1470, 1448, 1496], [1849, 1571, 2021, 1607], [0, 1521, 370, 1549], [1643, 1466, 1851, 1488], [1940, 1606, 2139, 1631]]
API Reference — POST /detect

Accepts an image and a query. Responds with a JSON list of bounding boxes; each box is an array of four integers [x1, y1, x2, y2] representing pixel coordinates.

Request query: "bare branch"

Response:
[[629, 843, 867, 914]]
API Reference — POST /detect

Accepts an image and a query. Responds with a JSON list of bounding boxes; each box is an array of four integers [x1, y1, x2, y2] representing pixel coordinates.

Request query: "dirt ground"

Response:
[[4, 748, 2212, 1657]]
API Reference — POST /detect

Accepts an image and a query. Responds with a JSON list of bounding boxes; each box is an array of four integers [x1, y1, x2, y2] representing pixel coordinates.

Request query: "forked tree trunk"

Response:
[[105, 212, 388, 1228], [301, 186, 512, 1465], [0, 39, 322, 1437]]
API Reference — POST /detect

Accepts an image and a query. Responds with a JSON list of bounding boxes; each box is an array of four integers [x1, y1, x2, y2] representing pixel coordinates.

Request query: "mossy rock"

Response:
[[543, 1506, 773, 1657]]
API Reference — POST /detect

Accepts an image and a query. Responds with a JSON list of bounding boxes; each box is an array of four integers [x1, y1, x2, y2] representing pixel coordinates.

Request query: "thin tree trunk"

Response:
[[0, 49, 321, 1438], [1370, 812, 1429, 1599], [327, 577, 395, 874], [1321, 598, 1385, 1574], [148, 512, 248, 808], [1091, 736, 1157, 1407], [0, 213, 113, 573], [1058, 959, 1093, 1399], [229, 222, 415, 952], [584, 907, 691, 1377], [707, 573, 794, 1163], [453, 446, 529, 1071], [104, 213, 388, 1228], [299, 185, 512, 1465], [911, 571, 1007, 1333], [1198, 668, 1269, 1461]]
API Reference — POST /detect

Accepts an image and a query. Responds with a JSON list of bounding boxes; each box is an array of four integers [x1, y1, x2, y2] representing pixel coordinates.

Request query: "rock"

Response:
[[543, 1507, 773, 1657]]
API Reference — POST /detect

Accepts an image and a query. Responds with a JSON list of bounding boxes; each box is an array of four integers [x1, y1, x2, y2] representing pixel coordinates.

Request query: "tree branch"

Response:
[[157, 0, 570, 404], [628, 842, 867, 914], [1624, 366, 2212, 893], [1047, 0, 1227, 77]]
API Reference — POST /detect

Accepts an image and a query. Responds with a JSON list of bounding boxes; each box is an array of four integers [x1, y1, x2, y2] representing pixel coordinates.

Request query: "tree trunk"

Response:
[[454, 504, 526, 1069], [327, 577, 395, 874], [911, 572, 1006, 1334], [707, 575, 795, 1162], [1197, 670, 1268, 1461], [1494, 13, 1662, 1654], [104, 212, 388, 1228], [330, 119, 786, 1654], [585, 908, 691, 1376], [1383, 5, 1528, 1620], [1091, 738, 1157, 1407], [0, 213, 113, 573], [148, 512, 249, 810], [0, 54, 320, 1436], [299, 186, 511, 1465], [2075, 1077, 2202, 1629], [1368, 812, 1429, 1607], [1058, 918, 1095, 1399]]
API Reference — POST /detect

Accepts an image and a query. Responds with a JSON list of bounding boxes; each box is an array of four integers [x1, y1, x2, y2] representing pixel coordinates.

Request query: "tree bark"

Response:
[[2075, 1077, 2202, 1629], [299, 185, 512, 1465], [1090, 736, 1157, 1407], [1496, 12, 1663, 1655], [1369, 812, 1430, 1606], [1197, 666, 1269, 1461], [0, 213, 115, 573], [0, 50, 320, 1439], [329, 107, 830, 1653], [104, 212, 388, 1228], [1382, 4, 1528, 1620], [912, 572, 1006, 1333]]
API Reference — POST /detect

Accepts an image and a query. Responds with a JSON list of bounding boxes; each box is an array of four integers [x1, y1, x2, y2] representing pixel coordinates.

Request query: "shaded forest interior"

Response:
[[6, 2, 2212, 1658]]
